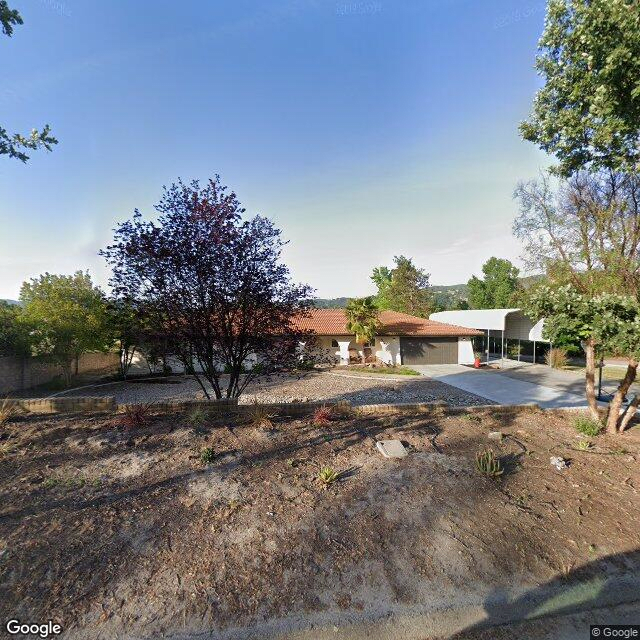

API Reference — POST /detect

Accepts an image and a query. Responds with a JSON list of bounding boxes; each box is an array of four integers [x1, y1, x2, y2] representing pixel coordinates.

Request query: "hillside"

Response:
[[313, 275, 542, 309], [313, 285, 469, 309]]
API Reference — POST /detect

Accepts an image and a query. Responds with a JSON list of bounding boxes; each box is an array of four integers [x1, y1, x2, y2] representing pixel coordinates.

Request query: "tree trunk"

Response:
[[606, 359, 638, 434], [119, 344, 127, 379], [584, 340, 600, 421], [620, 394, 640, 432], [62, 362, 72, 388], [360, 343, 366, 365]]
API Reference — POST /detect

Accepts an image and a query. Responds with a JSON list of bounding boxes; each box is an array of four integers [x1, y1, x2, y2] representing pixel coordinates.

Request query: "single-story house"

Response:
[[296, 309, 482, 365]]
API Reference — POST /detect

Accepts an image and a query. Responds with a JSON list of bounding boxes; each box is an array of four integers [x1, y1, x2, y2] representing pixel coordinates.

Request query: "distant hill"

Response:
[[313, 275, 542, 310], [312, 297, 351, 309], [0, 299, 19, 306]]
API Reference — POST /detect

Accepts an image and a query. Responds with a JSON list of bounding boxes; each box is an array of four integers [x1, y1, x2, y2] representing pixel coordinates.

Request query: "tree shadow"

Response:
[[447, 548, 640, 638]]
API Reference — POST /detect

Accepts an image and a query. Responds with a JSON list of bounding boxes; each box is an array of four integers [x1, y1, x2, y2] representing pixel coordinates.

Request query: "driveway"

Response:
[[412, 363, 600, 409]]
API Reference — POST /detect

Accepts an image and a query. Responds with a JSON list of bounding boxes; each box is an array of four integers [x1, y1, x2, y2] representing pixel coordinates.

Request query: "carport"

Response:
[[429, 309, 548, 367]]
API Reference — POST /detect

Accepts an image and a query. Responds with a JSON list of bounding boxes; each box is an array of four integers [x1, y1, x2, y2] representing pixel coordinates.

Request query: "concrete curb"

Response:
[[327, 372, 428, 383]]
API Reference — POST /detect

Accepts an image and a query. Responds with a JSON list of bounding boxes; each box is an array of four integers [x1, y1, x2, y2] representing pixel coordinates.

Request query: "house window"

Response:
[[331, 339, 339, 348]]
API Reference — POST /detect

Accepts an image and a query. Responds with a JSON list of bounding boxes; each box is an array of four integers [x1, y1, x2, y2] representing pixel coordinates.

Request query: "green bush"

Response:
[[200, 447, 215, 464], [574, 416, 602, 437], [188, 407, 208, 427], [475, 449, 503, 478], [318, 466, 340, 485]]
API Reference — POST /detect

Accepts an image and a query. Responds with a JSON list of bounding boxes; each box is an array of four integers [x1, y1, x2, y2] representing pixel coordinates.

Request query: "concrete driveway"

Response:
[[412, 363, 598, 409]]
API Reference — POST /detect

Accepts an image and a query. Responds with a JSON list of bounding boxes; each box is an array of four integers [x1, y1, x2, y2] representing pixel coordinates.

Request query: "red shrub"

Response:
[[312, 405, 333, 426], [119, 403, 154, 430]]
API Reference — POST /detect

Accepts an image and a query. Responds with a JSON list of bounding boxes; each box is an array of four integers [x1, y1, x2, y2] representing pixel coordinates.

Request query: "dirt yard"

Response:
[[1, 406, 639, 639]]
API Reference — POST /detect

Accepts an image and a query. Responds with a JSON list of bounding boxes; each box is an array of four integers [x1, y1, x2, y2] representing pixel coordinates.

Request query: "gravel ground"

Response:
[[52, 370, 494, 406]]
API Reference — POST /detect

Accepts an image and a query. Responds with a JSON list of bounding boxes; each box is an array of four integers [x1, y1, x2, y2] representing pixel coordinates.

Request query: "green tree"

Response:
[[1, 1, 57, 161], [20, 272, 111, 385], [0, 301, 30, 357], [520, 0, 640, 176], [345, 297, 380, 364], [371, 266, 392, 309], [514, 171, 640, 298], [371, 256, 433, 317], [467, 257, 520, 309], [527, 285, 640, 433]]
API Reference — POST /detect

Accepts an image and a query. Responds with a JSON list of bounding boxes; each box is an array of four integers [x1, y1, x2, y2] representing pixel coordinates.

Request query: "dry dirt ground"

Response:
[[1, 406, 639, 639]]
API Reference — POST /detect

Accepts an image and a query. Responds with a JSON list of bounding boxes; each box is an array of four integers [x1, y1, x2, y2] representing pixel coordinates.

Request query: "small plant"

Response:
[[312, 405, 333, 426], [575, 439, 593, 451], [0, 398, 20, 426], [247, 403, 277, 430], [507, 343, 521, 359], [475, 449, 504, 478], [200, 446, 215, 464], [188, 407, 208, 427], [545, 347, 568, 369], [318, 466, 340, 485], [119, 403, 154, 430], [0, 441, 16, 457], [574, 416, 602, 437], [43, 474, 85, 490]]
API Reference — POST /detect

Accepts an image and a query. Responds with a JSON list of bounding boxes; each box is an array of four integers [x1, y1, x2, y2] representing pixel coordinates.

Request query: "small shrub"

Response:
[[574, 416, 602, 437], [576, 439, 593, 451], [247, 403, 277, 430], [475, 449, 503, 478], [0, 398, 20, 426], [545, 347, 568, 369], [507, 343, 521, 359], [318, 466, 339, 485], [312, 405, 333, 426], [200, 447, 215, 464], [120, 403, 154, 430], [188, 407, 208, 427], [0, 441, 15, 457]]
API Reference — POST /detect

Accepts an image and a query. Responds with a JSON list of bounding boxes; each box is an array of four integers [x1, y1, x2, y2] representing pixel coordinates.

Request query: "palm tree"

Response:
[[345, 296, 380, 364]]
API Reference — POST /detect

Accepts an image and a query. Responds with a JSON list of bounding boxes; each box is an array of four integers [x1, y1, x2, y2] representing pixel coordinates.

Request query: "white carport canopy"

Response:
[[430, 309, 548, 366], [430, 309, 547, 342]]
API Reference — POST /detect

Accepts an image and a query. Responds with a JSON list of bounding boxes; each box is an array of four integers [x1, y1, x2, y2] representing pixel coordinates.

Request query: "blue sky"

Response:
[[0, 0, 549, 300]]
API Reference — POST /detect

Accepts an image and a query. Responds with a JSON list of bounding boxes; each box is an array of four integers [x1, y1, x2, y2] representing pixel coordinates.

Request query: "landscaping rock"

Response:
[[488, 431, 503, 441], [49, 371, 494, 407], [376, 439, 408, 459], [550, 456, 568, 471]]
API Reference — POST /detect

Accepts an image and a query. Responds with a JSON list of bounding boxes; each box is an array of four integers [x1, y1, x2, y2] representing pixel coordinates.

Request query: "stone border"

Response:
[[4, 396, 547, 416], [6, 396, 117, 414]]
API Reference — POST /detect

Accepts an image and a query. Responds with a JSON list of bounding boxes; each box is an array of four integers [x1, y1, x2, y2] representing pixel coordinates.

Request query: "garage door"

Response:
[[400, 337, 458, 365]]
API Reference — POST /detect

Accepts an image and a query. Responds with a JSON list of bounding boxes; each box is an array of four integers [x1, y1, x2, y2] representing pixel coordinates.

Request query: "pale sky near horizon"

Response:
[[0, 0, 549, 300]]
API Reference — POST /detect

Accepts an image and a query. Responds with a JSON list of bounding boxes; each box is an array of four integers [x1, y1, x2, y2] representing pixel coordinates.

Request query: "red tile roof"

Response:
[[295, 309, 482, 337]]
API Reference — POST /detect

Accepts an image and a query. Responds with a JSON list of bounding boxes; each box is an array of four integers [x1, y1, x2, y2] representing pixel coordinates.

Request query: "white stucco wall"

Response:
[[457, 337, 474, 365], [312, 336, 402, 366], [376, 337, 401, 366]]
